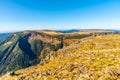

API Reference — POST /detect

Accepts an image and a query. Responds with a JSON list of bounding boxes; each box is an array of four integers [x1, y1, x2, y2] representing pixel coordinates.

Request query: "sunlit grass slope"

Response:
[[1, 34, 120, 80]]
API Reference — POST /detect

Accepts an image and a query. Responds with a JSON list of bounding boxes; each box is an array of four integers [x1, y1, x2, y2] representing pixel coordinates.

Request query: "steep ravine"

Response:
[[0, 31, 63, 75]]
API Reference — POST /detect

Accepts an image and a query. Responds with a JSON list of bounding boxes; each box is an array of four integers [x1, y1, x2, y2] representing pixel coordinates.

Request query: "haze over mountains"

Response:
[[0, 33, 11, 41]]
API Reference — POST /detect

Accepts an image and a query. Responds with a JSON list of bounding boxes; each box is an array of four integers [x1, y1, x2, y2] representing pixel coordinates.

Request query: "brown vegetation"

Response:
[[1, 34, 120, 80]]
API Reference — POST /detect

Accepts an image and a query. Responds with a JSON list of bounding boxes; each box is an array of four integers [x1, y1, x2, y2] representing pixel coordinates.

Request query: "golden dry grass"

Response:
[[1, 34, 120, 80]]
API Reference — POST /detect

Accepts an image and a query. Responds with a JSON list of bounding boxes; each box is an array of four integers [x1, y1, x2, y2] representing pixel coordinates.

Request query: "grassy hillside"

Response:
[[1, 34, 120, 80]]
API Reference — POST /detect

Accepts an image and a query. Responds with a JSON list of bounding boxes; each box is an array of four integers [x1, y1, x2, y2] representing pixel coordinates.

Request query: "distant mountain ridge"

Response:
[[57, 29, 80, 33], [0, 33, 11, 41]]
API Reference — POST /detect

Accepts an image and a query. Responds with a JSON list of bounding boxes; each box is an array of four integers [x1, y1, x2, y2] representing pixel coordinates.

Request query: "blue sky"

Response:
[[0, 0, 120, 32]]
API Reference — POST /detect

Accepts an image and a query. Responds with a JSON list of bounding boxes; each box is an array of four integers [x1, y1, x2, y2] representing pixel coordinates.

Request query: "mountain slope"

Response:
[[0, 29, 116, 76], [1, 34, 120, 80], [0, 31, 64, 75]]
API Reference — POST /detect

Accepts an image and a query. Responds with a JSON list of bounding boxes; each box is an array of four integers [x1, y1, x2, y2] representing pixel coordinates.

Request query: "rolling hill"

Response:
[[0, 29, 117, 79], [1, 34, 120, 80]]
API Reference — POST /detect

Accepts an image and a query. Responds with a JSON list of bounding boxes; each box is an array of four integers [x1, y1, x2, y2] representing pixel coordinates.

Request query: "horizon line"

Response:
[[0, 28, 120, 33]]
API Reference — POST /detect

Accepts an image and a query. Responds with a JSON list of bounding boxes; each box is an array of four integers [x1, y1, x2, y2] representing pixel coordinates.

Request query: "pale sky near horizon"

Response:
[[0, 0, 120, 32]]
